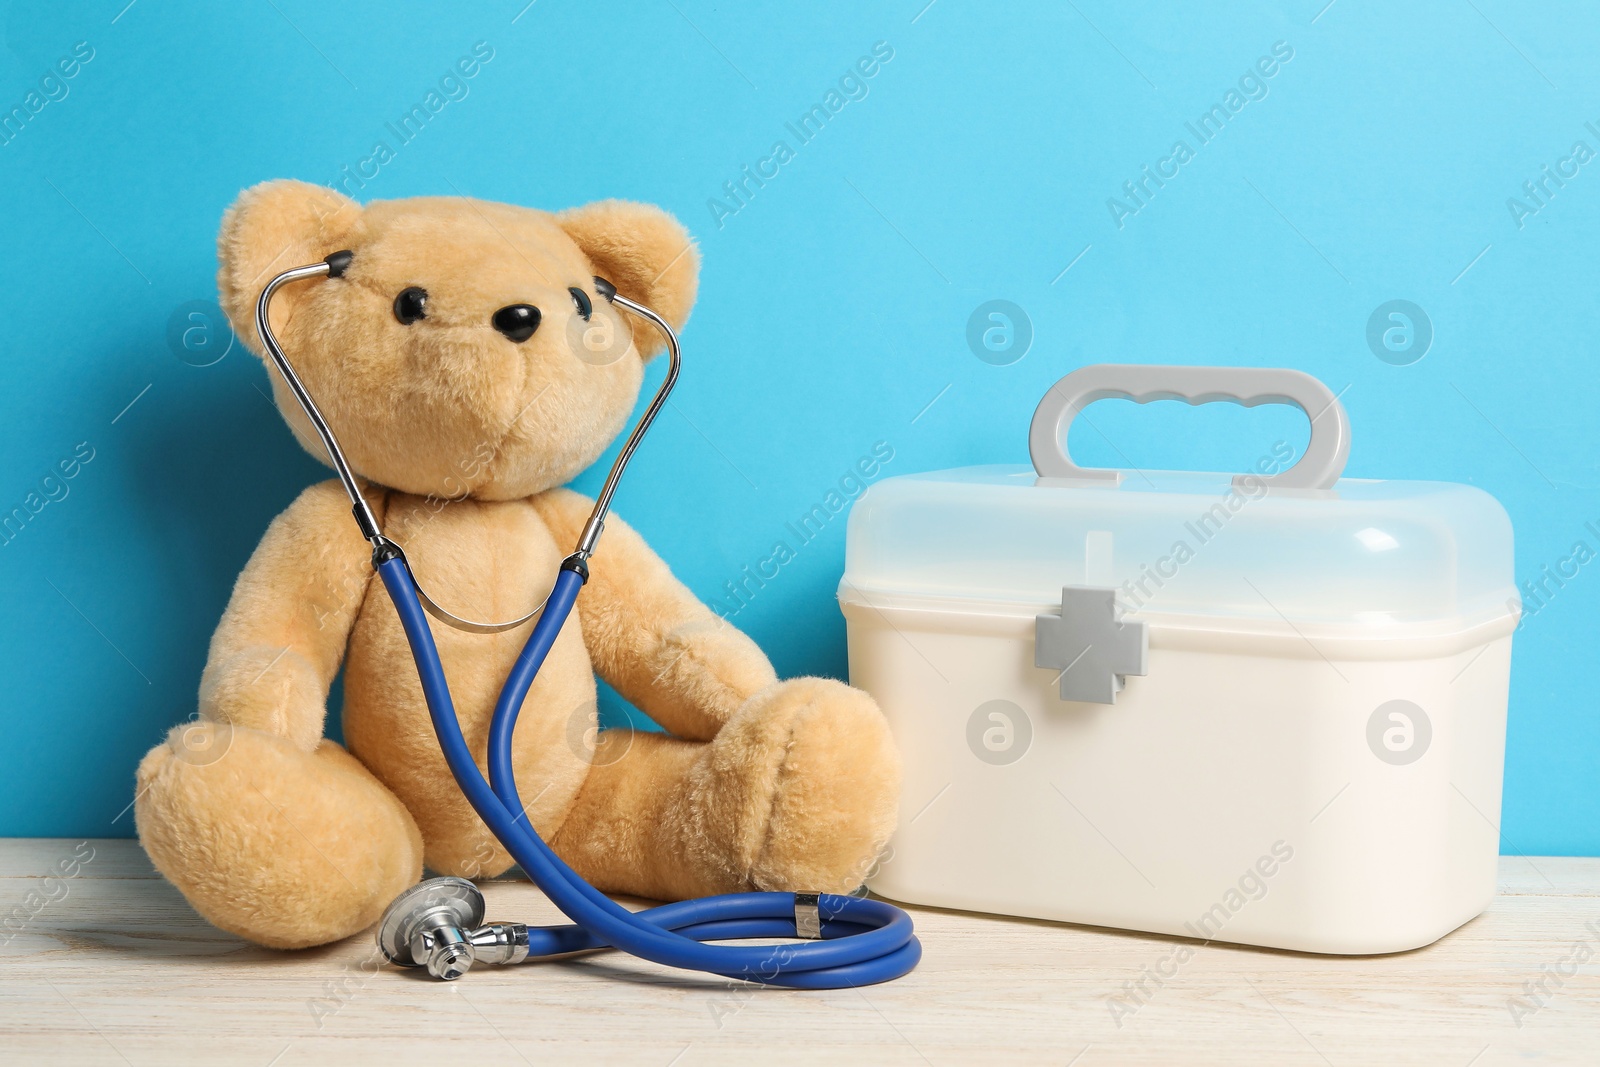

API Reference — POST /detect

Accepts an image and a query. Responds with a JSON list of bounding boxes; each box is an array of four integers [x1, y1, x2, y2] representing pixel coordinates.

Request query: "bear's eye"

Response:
[[569, 287, 592, 322], [393, 287, 428, 325]]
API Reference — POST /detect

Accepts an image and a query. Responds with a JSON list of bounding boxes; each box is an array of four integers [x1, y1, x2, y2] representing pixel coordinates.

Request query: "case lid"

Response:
[[841, 365, 1517, 632]]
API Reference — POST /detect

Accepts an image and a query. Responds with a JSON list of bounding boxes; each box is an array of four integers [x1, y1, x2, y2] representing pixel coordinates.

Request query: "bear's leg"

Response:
[[135, 721, 424, 949], [550, 678, 900, 901]]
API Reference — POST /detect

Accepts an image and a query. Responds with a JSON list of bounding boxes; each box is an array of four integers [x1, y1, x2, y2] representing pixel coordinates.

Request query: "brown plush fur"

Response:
[[133, 181, 900, 949]]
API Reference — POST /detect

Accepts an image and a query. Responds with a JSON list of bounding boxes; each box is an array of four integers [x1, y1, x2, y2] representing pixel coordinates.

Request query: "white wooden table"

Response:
[[1, 840, 1596, 1065]]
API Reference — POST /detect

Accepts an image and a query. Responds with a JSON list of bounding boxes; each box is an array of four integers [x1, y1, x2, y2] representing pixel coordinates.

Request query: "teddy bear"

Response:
[[133, 180, 901, 950]]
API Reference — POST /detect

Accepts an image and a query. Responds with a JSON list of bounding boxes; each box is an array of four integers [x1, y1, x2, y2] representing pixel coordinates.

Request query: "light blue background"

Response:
[[1, 1, 1594, 854]]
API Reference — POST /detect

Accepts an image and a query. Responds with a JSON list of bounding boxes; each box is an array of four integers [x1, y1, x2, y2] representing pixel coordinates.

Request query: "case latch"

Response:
[[1035, 586, 1148, 704]]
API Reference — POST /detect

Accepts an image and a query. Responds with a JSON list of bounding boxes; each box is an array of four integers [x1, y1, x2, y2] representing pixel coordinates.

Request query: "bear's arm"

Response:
[[197, 479, 387, 752], [531, 488, 776, 742]]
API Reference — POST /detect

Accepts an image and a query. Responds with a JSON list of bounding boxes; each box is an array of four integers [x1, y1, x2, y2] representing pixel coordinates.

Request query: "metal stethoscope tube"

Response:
[[255, 256, 677, 634], [253, 254, 920, 987]]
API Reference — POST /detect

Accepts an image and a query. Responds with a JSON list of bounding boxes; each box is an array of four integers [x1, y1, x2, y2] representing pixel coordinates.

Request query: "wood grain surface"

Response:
[[0, 840, 1595, 1065]]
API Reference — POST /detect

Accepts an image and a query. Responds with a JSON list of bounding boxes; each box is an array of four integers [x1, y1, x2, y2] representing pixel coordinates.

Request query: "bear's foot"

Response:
[[135, 722, 424, 949], [552, 678, 901, 900]]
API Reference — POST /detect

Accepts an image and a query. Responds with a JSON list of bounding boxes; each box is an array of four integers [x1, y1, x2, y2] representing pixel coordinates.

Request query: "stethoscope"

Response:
[[255, 252, 920, 987]]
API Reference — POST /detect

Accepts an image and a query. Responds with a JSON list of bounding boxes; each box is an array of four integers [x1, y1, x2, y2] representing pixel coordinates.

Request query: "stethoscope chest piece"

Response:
[[377, 876, 485, 979]]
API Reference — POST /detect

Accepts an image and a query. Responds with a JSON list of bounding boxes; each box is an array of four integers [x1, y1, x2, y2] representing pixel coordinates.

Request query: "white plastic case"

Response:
[[840, 364, 1517, 954]]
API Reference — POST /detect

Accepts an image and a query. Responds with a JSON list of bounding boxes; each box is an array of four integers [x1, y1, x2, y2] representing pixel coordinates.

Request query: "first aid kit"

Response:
[[840, 364, 1517, 954]]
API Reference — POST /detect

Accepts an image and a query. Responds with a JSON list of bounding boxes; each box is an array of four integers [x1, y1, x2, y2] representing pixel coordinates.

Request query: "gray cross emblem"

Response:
[[1035, 586, 1148, 705]]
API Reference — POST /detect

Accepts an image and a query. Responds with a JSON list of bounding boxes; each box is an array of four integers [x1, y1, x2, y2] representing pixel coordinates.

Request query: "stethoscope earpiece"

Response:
[[324, 249, 354, 277]]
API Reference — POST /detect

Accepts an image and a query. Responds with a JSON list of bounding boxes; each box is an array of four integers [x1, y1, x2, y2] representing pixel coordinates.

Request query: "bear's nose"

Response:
[[492, 304, 541, 343]]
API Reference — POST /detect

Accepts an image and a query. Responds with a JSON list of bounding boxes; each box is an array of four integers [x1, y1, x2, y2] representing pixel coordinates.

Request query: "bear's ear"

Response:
[[216, 180, 363, 349], [557, 200, 700, 360]]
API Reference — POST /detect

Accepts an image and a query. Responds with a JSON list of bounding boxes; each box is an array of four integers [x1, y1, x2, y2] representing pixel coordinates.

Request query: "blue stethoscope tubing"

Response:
[[377, 557, 922, 987]]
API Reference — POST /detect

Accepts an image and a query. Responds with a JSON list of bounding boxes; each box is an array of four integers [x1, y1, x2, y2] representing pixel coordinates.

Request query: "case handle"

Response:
[[1028, 364, 1350, 490]]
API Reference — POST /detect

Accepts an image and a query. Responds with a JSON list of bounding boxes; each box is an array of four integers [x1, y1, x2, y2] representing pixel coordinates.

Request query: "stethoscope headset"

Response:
[[254, 251, 919, 987]]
